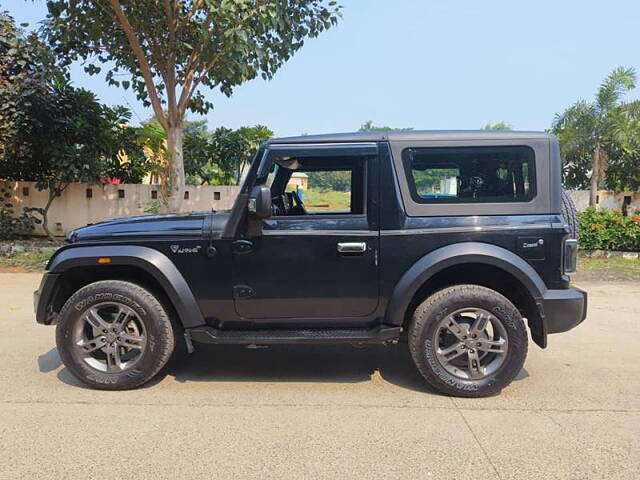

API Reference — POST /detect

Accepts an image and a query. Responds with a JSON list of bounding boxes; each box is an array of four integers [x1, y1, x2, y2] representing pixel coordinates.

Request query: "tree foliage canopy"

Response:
[[1, 12, 147, 238], [552, 67, 640, 192], [1, 12, 64, 177], [306, 170, 350, 192], [1, 12, 144, 187], [44, 0, 341, 124], [482, 121, 512, 131], [184, 123, 272, 185], [359, 120, 413, 132], [43, 0, 341, 210]]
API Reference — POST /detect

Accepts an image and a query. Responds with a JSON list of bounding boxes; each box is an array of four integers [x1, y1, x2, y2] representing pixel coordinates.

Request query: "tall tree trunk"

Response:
[[41, 183, 67, 243], [165, 125, 185, 212], [589, 146, 600, 207]]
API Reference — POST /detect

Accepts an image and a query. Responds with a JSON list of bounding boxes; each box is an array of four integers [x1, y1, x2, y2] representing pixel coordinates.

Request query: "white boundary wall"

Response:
[[566, 190, 640, 212], [2, 181, 638, 237], [1, 181, 240, 237]]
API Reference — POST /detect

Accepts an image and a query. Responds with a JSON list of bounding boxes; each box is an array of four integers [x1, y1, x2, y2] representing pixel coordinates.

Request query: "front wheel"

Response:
[[56, 280, 176, 390], [409, 285, 528, 397]]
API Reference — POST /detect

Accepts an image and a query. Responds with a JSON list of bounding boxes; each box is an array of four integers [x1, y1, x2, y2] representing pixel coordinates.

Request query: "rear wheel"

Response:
[[409, 285, 528, 397], [56, 280, 175, 390]]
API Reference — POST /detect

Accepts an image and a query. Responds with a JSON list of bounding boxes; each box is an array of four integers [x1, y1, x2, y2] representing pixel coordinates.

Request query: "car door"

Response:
[[232, 143, 380, 323]]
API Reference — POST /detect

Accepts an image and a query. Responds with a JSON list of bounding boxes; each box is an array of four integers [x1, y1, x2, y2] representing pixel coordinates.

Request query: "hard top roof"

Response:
[[266, 130, 553, 145]]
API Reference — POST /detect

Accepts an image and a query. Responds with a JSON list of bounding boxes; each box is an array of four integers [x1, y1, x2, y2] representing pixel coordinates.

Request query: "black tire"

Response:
[[56, 280, 176, 390], [561, 189, 580, 240], [409, 285, 528, 398]]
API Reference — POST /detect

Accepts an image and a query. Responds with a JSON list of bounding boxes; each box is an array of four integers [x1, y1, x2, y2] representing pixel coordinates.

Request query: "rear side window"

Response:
[[403, 146, 536, 203]]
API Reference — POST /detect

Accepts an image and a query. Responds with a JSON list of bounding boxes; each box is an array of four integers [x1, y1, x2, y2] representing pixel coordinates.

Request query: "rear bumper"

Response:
[[34, 273, 60, 325], [539, 287, 587, 335]]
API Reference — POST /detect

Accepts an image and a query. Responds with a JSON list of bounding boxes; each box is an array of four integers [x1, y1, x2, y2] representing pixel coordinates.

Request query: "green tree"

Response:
[[44, 0, 341, 212], [359, 121, 413, 132], [1, 13, 154, 239], [100, 118, 150, 184], [184, 124, 272, 185], [552, 67, 640, 205], [2, 84, 140, 240], [134, 117, 172, 192], [483, 121, 512, 130], [602, 143, 640, 191], [306, 170, 350, 192], [35, 88, 139, 240], [0, 12, 65, 180]]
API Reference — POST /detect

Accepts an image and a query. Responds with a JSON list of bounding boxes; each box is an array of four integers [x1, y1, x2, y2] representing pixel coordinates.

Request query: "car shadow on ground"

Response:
[[37, 344, 528, 395], [169, 343, 439, 394]]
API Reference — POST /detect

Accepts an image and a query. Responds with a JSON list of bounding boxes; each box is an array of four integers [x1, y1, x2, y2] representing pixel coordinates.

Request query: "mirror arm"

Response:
[[246, 215, 264, 238], [246, 185, 272, 237]]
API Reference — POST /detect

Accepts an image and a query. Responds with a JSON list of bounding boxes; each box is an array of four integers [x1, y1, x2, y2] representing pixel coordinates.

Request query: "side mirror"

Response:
[[248, 185, 272, 219]]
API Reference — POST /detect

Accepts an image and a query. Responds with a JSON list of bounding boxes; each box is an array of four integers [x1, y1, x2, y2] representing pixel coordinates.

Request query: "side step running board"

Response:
[[186, 326, 401, 345]]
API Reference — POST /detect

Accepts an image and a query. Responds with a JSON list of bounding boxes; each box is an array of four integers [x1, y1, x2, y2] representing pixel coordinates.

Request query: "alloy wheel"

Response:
[[72, 302, 147, 373], [432, 307, 508, 380]]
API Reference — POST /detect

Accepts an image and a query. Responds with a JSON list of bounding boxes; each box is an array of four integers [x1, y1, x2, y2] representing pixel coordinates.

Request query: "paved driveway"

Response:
[[0, 273, 638, 479]]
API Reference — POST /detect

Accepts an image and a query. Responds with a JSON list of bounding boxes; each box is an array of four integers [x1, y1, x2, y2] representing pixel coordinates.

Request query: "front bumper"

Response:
[[34, 272, 61, 325], [538, 287, 587, 335]]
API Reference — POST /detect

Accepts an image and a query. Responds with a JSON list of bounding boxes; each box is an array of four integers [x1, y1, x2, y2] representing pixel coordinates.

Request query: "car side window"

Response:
[[286, 168, 353, 213], [403, 146, 536, 203], [273, 156, 366, 216]]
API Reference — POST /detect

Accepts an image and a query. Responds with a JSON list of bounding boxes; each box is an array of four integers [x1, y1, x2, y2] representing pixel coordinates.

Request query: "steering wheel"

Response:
[[291, 190, 308, 215], [271, 194, 286, 216]]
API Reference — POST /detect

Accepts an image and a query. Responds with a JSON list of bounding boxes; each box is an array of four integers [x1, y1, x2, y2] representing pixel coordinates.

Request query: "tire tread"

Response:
[[561, 189, 580, 240], [56, 280, 175, 390], [408, 284, 528, 397]]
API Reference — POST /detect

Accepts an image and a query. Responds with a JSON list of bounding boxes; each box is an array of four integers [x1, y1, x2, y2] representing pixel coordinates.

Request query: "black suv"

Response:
[[35, 131, 586, 397]]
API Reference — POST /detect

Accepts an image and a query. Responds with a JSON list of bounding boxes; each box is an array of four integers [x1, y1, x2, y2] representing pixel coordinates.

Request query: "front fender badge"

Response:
[[170, 244, 202, 255]]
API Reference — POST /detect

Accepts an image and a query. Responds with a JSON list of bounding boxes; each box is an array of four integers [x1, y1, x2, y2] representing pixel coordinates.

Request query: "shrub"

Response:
[[0, 186, 40, 240], [578, 207, 640, 251]]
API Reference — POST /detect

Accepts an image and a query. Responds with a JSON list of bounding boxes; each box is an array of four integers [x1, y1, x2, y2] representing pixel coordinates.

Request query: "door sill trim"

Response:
[[186, 326, 400, 345]]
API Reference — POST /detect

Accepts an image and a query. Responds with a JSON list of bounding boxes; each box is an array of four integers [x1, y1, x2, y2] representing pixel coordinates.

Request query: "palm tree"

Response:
[[553, 67, 639, 206]]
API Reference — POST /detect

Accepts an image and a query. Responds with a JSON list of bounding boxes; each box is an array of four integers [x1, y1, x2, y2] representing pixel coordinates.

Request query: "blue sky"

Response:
[[3, 0, 639, 136]]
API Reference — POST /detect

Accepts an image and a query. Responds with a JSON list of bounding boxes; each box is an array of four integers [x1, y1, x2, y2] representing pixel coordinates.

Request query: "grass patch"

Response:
[[302, 190, 351, 212], [574, 254, 640, 282], [0, 250, 55, 272]]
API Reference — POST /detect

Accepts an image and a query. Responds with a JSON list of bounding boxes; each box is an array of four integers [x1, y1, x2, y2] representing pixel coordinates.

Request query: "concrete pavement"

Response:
[[0, 273, 638, 479]]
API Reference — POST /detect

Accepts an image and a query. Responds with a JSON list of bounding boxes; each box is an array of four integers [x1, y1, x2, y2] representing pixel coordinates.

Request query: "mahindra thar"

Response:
[[34, 131, 586, 397]]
